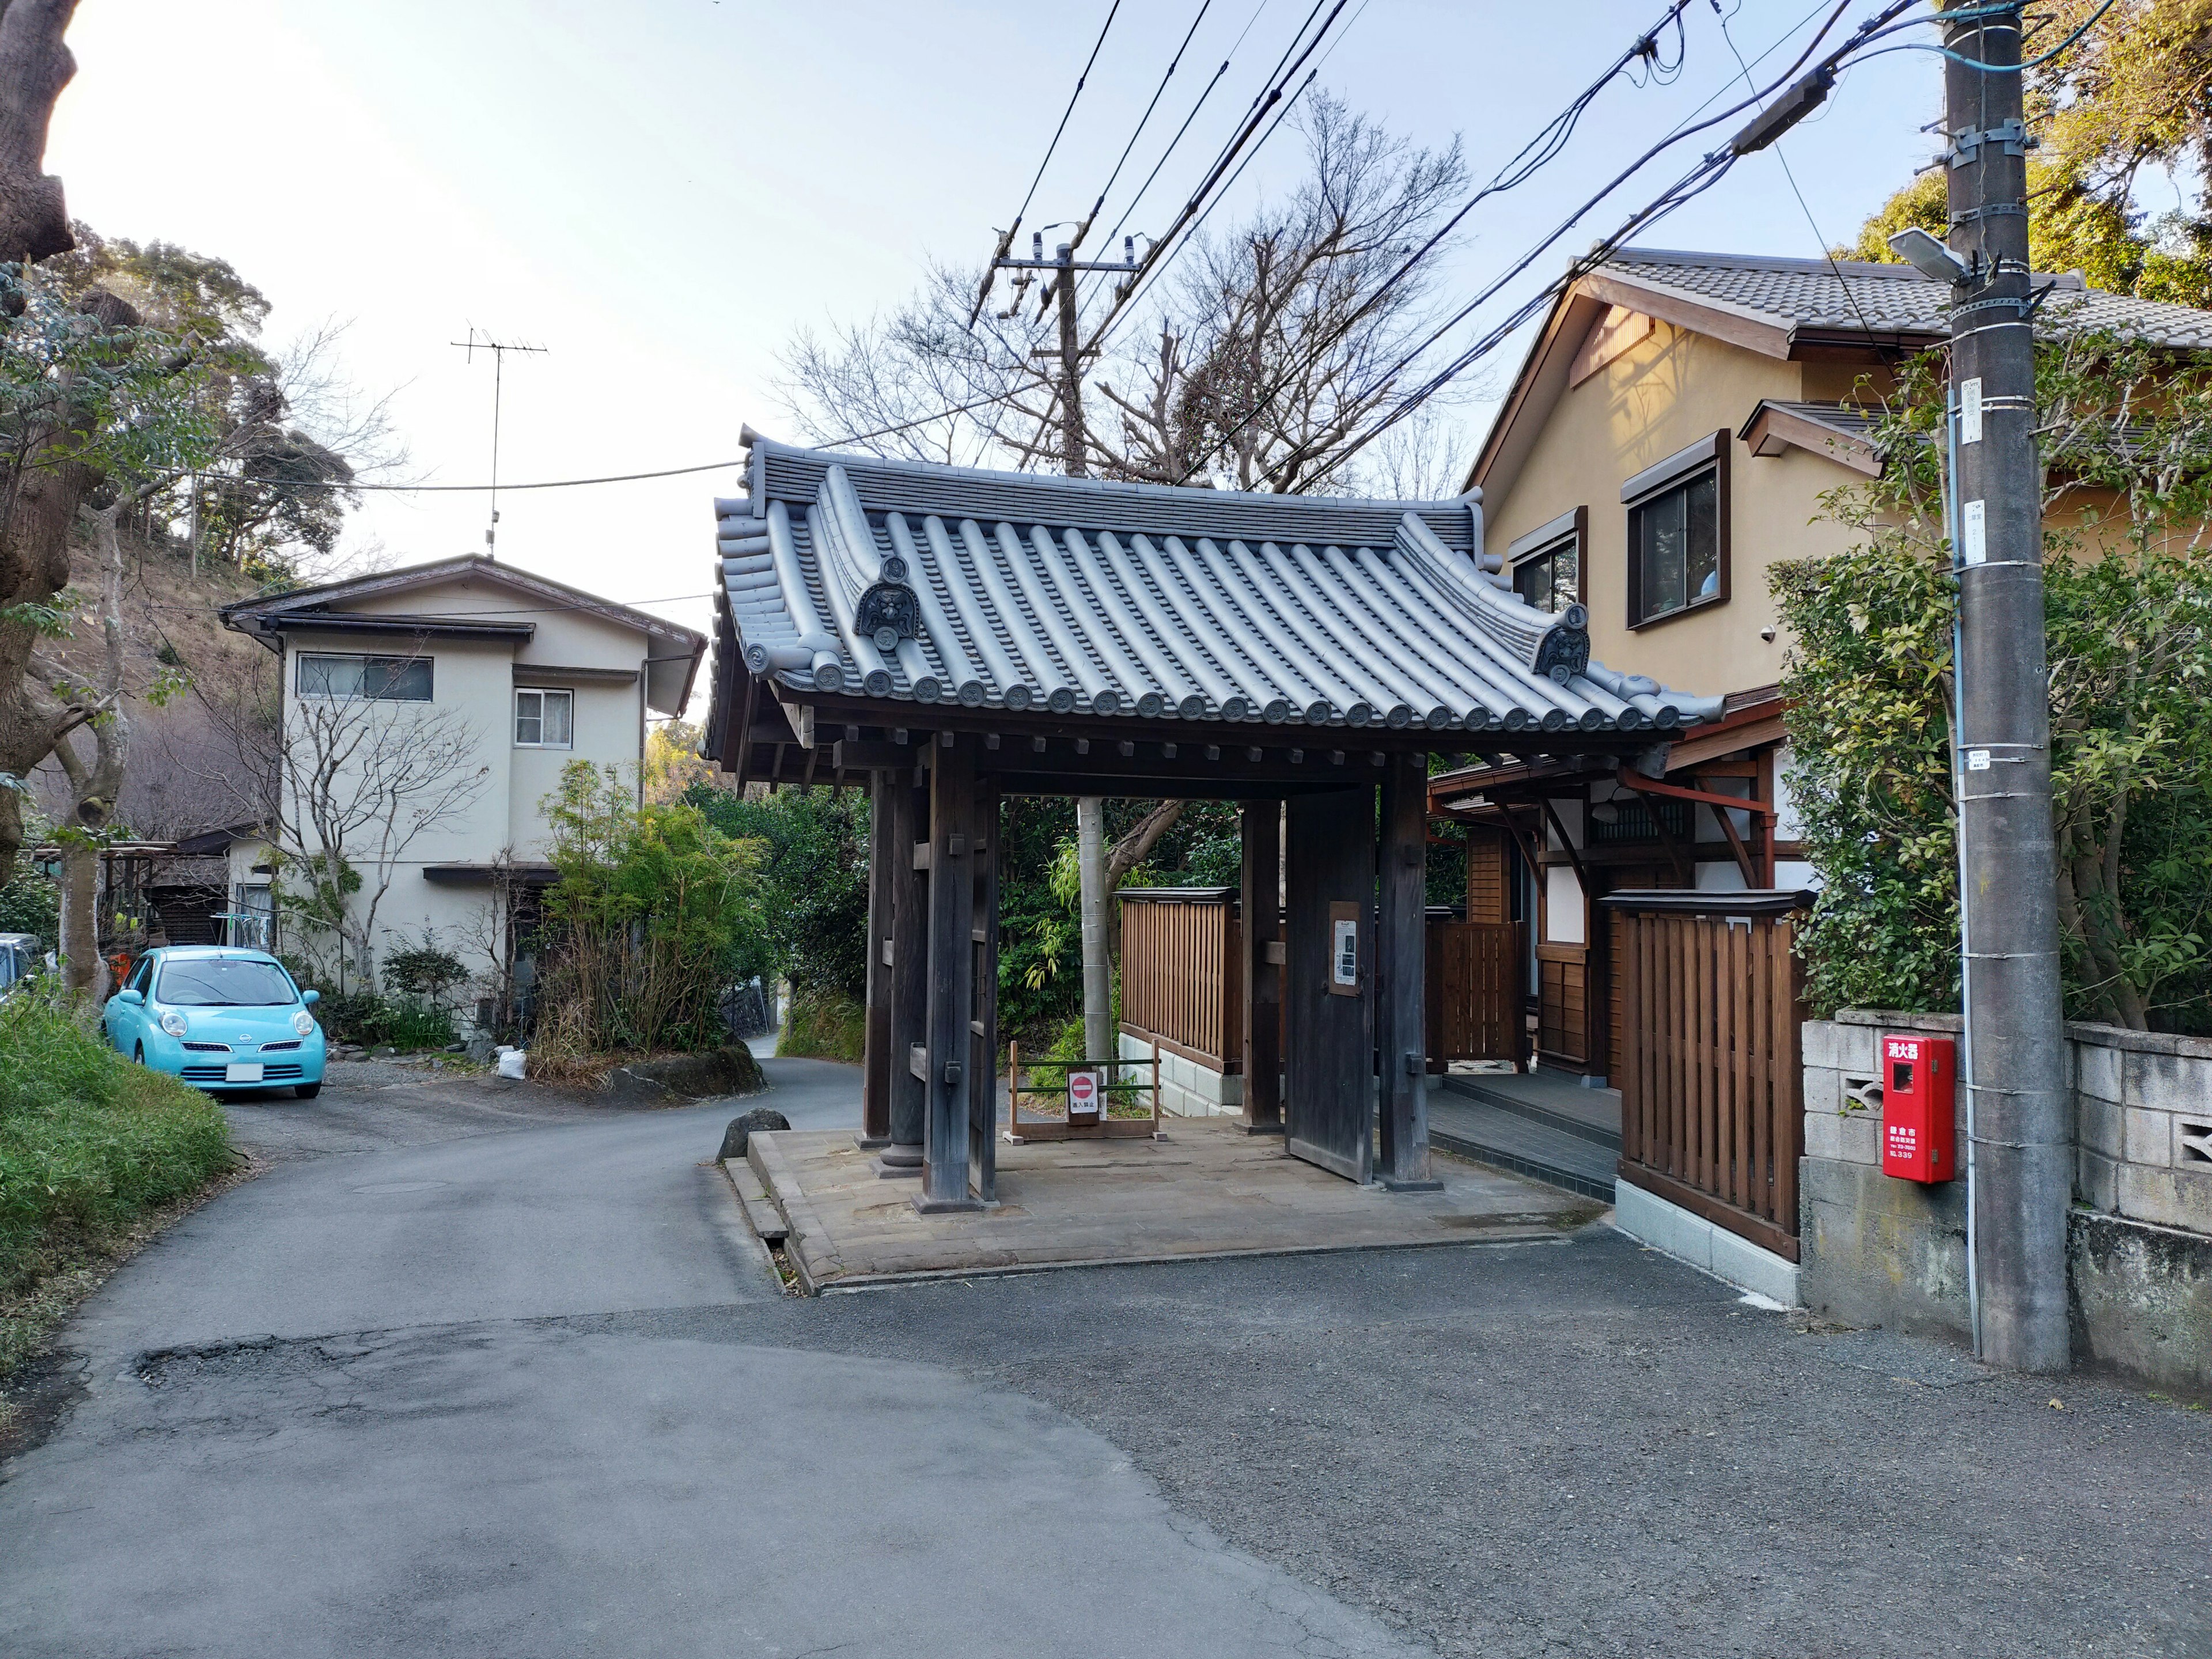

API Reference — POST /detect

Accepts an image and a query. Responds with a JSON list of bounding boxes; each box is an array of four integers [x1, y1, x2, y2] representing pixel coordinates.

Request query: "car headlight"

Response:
[[292, 1009, 317, 1036], [158, 1010, 187, 1037]]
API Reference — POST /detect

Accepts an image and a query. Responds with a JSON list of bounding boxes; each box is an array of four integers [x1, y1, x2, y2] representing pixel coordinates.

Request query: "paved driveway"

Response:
[[2, 1058, 2208, 1658]]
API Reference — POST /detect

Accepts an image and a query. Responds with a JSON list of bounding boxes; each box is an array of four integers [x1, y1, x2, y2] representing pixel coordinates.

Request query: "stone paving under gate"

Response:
[[737, 1118, 1600, 1290]]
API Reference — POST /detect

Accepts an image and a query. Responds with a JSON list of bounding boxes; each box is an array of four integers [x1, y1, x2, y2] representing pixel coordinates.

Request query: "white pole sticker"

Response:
[[1966, 749, 1991, 772], [1961, 499, 1986, 566], [1960, 376, 1983, 445]]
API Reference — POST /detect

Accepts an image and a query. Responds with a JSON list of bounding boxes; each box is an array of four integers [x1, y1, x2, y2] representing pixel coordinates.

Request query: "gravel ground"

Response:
[[4, 1056, 2206, 1659], [759, 1237, 2212, 1658]]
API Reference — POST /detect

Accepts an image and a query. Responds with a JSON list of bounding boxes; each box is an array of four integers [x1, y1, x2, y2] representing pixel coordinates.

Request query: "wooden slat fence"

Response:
[[1118, 888, 1242, 1069], [1602, 890, 1809, 1261]]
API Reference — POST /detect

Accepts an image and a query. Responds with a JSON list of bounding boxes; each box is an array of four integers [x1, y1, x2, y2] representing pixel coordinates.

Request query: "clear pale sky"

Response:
[[46, 1, 1938, 691]]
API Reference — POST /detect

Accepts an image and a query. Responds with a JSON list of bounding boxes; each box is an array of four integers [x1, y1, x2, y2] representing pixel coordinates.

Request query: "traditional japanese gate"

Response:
[[703, 434, 1724, 1208]]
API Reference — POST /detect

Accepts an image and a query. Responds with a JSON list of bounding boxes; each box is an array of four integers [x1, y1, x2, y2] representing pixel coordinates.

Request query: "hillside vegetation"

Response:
[[0, 991, 233, 1418]]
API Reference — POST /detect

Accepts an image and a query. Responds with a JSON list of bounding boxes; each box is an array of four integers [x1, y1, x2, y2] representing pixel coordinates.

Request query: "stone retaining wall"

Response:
[[1801, 1009, 2212, 1395], [1118, 1030, 1243, 1119]]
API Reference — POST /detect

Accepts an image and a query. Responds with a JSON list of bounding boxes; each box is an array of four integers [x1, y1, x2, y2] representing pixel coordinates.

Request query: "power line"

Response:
[[982, 0, 1365, 470], [1172, 0, 1729, 485], [1247, 0, 1915, 488], [1012, 1, 1126, 232], [1075, 0, 1218, 245], [212, 381, 1058, 496], [967, 0, 1128, 326], [1078, 0, 1279, 311]]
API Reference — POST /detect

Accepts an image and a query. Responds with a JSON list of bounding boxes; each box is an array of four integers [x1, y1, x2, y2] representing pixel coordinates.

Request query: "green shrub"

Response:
[[1777, 331, 2212, 1031], [689, 785, 869, 1000], [0, 866, 58, 949], [539, 763, 771, 1056], [0, 988, 231, 1378], [775, 984, 866, 1063]]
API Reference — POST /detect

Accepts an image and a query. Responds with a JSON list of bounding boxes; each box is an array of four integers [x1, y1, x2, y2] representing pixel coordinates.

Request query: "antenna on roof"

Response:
[[450, 326, 549, 559]]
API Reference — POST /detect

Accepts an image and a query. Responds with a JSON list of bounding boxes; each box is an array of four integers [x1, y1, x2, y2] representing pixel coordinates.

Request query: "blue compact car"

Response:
[[104, 946, 327, 1099]]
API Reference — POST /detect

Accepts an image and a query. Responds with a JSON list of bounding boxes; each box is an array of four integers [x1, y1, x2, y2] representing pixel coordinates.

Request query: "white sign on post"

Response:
[[1067, 1067, 1101, 1123], [1961, 499, 1987, 567], [1332, 918, 1359, 988]]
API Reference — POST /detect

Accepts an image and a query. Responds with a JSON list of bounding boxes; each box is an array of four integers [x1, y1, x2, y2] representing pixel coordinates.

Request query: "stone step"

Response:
[[1428, 1095, 1618, 1202], [726, 1155, 789, 1243], [1440, 1073, 1622, 1150]]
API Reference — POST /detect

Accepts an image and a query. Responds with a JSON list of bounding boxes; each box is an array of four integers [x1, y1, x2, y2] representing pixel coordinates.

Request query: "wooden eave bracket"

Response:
[[1615, 767, 1772, 887]]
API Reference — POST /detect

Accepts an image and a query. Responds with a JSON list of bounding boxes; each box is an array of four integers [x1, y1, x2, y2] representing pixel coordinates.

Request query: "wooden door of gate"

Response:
[[1285, 787, 1374, 1183], [1603, 889, 1809, 1260], [1425, 921, 1520, 1066]]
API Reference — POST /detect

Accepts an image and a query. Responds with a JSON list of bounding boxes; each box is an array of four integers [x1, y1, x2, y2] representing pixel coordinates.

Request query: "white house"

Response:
[[218, 555, 706, 993]]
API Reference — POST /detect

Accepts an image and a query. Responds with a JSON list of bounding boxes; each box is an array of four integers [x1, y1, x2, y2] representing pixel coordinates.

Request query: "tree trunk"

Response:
[[57, 834, 99, 995], [0, 1, 77, 268], [0, 291, 139, 887], [1077, 796, 1110, 1062]]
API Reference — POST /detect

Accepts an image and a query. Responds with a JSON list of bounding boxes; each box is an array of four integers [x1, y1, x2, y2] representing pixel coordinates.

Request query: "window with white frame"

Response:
[[296, 652, 433, 701], [514, 688, 574, 748]]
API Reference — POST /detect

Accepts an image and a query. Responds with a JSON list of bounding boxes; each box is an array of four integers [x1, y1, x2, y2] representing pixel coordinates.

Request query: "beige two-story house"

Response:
[[218, 555, 705, 993], [1433, 246, 2212, 1083]]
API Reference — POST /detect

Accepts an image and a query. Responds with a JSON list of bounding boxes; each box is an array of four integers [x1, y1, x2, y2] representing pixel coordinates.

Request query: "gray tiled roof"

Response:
[[1756, 400, 1880, 441], [1607, 248, 2212, 350], [709, 438, 1724, 743]]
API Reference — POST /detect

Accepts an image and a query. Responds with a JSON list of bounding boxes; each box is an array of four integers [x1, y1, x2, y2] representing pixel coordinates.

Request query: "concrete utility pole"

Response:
[[977, 231, 1137, 1065], [1943, 1, 2071, 1372]]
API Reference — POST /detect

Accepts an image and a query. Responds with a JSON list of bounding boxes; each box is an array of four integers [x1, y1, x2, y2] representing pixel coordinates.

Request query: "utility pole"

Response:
[[450, 327, 548, 560], [974, 229, 1135, 1062], [1942, 1, 2070, 1372]]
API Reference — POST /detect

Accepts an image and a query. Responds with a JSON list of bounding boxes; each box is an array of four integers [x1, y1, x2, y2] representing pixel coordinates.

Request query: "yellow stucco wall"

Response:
[[1483, 318, 1868, 700]]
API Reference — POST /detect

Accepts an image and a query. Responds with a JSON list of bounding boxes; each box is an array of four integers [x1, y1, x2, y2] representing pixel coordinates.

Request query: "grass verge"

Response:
[[777, 985, 866, 1064], [1, 988, 235, 1433]]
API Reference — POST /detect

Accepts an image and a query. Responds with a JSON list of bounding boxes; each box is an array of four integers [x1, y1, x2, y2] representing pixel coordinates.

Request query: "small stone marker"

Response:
[[718, 1107, 791, 1161]]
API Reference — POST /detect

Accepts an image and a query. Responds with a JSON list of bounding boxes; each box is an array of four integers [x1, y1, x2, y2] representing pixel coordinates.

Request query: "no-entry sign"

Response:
[[1067, 1067, 1101, 1124]]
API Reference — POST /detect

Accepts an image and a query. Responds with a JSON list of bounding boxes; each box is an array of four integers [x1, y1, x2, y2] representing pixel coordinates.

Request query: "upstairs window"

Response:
[[1505, 507, 1585, 616], [296, 652, 433, 701], [1623, 431, 1729, 628], [1513, 536, 1580, 614], [514, 688, 573, 748]]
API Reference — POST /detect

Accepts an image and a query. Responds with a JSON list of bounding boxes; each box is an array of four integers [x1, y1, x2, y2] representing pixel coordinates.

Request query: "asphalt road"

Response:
[[3, 1056, 2209, 1658]]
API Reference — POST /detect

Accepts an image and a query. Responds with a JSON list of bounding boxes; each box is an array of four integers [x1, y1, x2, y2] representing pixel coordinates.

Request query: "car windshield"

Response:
[[156, 959, 297, 1007]]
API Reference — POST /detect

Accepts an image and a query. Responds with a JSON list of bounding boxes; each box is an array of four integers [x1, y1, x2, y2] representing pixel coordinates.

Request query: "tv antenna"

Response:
[[450, 326, 548, 558]]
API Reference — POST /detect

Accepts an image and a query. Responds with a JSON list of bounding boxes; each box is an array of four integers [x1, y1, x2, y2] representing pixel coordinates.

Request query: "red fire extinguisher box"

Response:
[[1881, 1033, 1957, 1183]]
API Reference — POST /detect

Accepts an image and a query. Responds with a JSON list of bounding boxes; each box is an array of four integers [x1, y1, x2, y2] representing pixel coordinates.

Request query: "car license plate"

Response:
[[224, 1062, 264, 1083]]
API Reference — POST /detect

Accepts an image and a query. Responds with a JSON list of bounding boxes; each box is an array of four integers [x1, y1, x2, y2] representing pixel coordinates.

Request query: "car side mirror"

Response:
[[300, 988, 320, 1006], [113, 988, 143, 1006]]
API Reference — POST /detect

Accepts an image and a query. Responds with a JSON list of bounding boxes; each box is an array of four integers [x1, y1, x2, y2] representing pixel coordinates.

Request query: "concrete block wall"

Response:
[[1801, 1009, 2212, 1396], [1118, 1031, 1243, 1119]]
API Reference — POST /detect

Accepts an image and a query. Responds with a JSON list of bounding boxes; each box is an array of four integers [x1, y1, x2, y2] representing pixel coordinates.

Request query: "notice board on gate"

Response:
[[1327, 900, 1360, 996]]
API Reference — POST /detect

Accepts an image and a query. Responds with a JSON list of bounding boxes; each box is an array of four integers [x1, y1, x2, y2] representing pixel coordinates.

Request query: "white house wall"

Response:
[[507, 677, 642, 850]]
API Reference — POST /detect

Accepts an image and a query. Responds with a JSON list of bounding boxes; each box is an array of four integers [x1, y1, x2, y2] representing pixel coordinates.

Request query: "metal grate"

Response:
[[1588, 797, 1690, 845]]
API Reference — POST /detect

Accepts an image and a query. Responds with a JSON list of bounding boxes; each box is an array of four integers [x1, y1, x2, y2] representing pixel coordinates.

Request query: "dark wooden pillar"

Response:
[[968, 778, 1000, 1202], [1238, 798, 1283, 1134], [919, 735, 982, 1212], [1377, 753, 1441, 1190], [858, 770, 896, 1146], [878, 761, 927, 1176], [1283, 786, 1376, 1185]]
